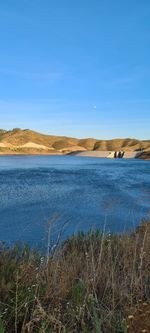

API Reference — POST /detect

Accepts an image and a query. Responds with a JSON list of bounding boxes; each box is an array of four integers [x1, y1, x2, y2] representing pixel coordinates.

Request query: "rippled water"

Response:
[[0, 155, 149, 248]]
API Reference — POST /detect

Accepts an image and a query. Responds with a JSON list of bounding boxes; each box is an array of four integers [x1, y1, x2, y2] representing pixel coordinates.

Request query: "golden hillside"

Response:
[[94, 138, 150, 151], [0, 128, 149, 156]]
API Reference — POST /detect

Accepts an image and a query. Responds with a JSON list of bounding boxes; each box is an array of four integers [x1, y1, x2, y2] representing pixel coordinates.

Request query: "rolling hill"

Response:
[[0, 128, 149, 158]]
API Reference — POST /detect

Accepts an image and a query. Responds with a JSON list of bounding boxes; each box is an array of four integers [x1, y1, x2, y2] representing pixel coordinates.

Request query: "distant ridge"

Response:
[[0, 128, 149, 159]]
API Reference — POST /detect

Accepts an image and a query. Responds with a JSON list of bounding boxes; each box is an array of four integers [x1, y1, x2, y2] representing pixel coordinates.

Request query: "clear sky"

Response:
[[0, 0, 150, 139]]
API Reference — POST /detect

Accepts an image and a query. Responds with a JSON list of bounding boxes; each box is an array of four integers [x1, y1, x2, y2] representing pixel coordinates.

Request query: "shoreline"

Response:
[[0, 150, 150, 159]]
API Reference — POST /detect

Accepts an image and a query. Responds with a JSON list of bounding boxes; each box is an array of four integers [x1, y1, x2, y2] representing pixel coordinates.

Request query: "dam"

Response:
[[70, 150, 143, 158]]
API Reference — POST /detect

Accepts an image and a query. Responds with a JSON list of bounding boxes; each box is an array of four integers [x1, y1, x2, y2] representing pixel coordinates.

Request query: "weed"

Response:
[[0, 221, 149, 332]]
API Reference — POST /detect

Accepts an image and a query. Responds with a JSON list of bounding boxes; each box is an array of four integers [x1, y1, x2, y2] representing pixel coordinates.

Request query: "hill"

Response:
[[0, 128, 149, 158]]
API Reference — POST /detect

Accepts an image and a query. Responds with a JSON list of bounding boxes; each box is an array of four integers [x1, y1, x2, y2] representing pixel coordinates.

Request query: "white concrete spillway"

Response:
[[123, 151, 141, 158], [72, 151, 109, 158], [71, 151, 142, 158]]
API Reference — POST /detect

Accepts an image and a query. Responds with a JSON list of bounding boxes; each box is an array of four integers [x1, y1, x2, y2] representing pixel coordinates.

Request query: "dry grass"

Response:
[[0, 129, 150, 155], [0, 221, 150, 333]]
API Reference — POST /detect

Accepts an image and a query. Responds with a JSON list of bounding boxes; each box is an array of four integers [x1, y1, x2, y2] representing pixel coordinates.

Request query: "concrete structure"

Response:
[[71, 150, 143, 159]]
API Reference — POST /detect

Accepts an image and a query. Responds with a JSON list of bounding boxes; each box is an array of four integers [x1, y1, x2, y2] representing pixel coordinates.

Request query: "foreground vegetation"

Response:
[[0, 222, 150, 333]]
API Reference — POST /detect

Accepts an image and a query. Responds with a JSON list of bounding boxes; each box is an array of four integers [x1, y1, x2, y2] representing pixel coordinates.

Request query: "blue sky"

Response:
[[0, 0, 150, 139]]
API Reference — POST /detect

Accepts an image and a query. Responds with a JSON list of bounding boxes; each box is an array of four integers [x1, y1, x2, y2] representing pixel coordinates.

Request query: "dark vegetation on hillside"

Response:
[[0, 221, 149, 333]]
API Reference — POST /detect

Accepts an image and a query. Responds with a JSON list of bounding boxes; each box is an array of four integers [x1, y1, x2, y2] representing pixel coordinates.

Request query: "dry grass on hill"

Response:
[[0, 129, 150, 156], [93, 138, 150, 152], [78, 138, 97, 150]]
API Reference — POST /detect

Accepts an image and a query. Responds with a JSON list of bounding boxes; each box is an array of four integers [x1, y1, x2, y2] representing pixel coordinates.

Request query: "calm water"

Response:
[[0, 155, 149, 248]]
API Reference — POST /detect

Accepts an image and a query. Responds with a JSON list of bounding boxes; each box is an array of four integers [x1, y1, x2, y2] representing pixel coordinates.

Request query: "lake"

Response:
[[0, 155, 149, 248]]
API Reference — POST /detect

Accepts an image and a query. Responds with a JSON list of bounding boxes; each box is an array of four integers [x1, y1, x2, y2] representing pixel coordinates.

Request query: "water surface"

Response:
[[0, 155, 149, 248]]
